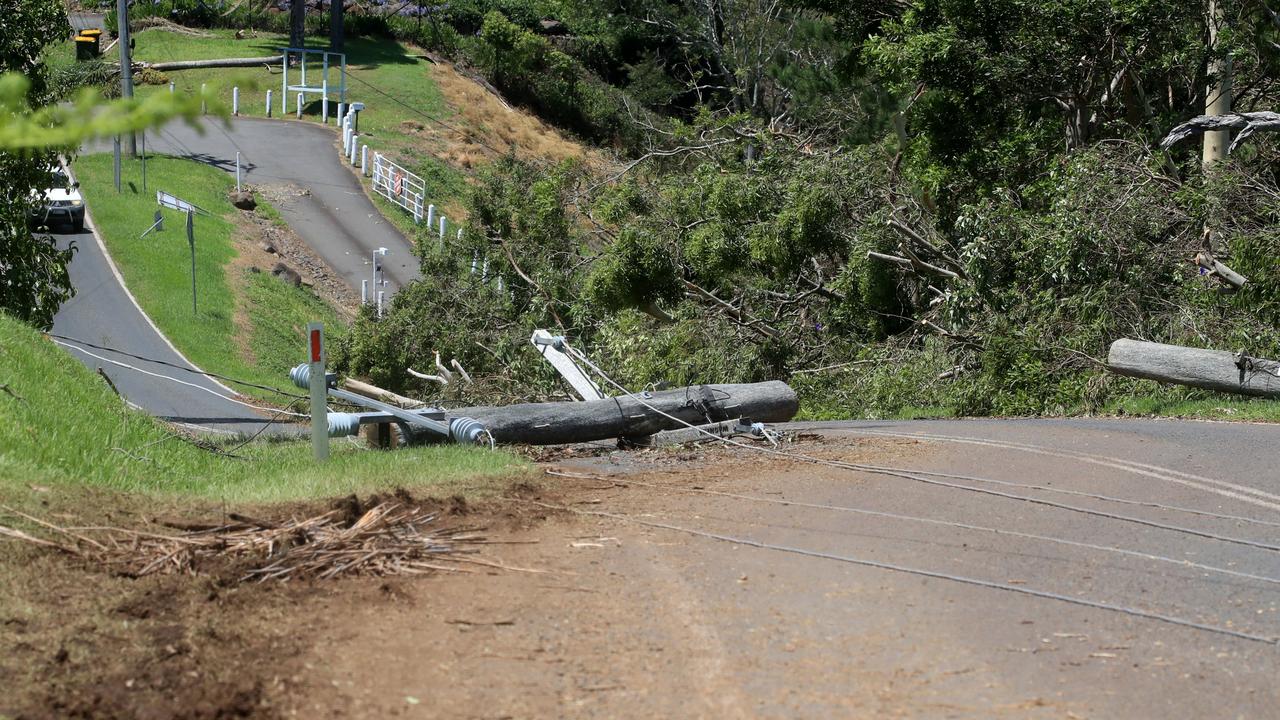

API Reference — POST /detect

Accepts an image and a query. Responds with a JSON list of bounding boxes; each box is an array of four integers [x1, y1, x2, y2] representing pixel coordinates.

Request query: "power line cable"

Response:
[[53, 338, 309, 418], [546, 469, 1280, 589], [48, 332, 307, 399], [565, 344, 1280, 554], [522, 498, 1278, 646], [852, 463, 1280, 531], [342, 71, 504, 156], [844, 428, 1280, 510]]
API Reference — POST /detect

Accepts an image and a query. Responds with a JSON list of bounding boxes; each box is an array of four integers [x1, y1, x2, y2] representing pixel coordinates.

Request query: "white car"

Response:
[[30, 165, 85, 232]]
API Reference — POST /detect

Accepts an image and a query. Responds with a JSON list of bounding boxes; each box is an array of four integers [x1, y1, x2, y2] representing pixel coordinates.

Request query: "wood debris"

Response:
[[0, 502, 489, 583]]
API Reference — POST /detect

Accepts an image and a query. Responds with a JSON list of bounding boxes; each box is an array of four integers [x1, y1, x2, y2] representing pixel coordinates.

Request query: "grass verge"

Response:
[[0, 311, 526, 507], [73, 152, 345, 400]]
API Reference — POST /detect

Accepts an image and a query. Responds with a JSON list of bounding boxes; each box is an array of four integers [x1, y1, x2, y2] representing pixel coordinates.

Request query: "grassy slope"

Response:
[[73, 153, 344, 399], [130, 29, 468, 207], [0, 312, 523, 506]]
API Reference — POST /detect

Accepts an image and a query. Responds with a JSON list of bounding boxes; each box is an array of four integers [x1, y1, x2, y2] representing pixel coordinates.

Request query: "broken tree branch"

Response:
[[1160, 111, 1280, 155], [1195, 251, 1248, 290], [887, 218, 968, 279], [682, 280, 781, 340], [866, 250, 960, 281]]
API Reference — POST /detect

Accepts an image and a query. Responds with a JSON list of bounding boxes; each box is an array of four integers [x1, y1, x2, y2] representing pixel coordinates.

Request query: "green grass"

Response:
[[1104, 392, 1280, 422], [0, 312, 524, 506], [73, 153, 345, 400], [126, 28, 469, 227]]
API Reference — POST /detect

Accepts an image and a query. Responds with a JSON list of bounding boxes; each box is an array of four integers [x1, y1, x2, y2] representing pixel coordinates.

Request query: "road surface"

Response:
[[296, 417, 1280, 718], [140, 118, 421, 295], [49, 221, 284, 435], [57, 115, 411, 433]]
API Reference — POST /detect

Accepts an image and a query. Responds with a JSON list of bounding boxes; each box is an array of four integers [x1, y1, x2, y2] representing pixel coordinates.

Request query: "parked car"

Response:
[[30, 165, 84, 232]]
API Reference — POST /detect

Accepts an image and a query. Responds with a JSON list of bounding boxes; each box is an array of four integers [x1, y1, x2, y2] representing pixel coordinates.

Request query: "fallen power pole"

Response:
[[1107, 338, 1280, 398], [430, 382, 797, 446]]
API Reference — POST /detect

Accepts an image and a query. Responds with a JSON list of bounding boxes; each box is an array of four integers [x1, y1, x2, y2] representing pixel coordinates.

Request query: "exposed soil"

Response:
[[0, 482, 560, 720], [7, 426, 1277, 718]]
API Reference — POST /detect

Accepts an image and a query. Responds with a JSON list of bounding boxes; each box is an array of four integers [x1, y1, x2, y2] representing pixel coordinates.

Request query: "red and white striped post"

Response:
[[307, 322, 329, 460]]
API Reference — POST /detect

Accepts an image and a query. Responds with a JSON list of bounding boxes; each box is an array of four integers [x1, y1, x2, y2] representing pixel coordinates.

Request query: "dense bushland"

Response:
[[87, 0, 1280, 418], [334, 0, 1280, 418]]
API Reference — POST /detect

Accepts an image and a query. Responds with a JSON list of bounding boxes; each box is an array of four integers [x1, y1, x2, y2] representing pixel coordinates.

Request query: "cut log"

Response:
[[341, 378, 425, 408], [428, 382, 798, 446], [1107, 339, 1280, 398], [145, 56, 283, 71]]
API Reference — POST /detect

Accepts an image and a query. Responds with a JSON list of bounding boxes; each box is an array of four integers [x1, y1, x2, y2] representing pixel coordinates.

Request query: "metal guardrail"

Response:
[[371, 152, 425, 223]]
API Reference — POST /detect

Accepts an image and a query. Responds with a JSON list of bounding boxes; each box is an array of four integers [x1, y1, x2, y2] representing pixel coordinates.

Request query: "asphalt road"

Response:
[[56, 115, 416, 433], [488, 417, 1280, 717], [49, 220, 284, 435], [137, 118, 421, 295]]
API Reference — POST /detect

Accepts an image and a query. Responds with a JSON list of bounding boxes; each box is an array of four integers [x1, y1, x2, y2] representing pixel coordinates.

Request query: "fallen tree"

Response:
[[1107, 339, 1280, 398], [143, 56, 283, 72], [407, 382, 799, 445]]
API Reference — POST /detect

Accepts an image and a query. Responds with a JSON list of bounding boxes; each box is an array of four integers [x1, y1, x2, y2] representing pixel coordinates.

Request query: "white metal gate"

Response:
[[371, 153, 425, 223]]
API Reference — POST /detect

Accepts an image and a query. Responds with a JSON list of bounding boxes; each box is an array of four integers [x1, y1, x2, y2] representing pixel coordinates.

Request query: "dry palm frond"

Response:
[[0, 502, 493, 583]]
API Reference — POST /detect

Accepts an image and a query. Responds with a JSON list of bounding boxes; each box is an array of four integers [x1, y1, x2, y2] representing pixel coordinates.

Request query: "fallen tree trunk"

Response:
[[1107, 339, 1280, 398], [440, 382, 798, 445], [145, 56, 283, 71], [1160, 111, 1280, 155], [341, 378, 425, 409]]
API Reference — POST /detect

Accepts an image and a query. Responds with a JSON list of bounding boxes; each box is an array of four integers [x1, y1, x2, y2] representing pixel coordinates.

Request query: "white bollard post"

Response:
[[336, 103, 346, 130], [376, 291, 385, 318], [232, 86, 239, 116], [265, 90, 273, 117], [296, 92, 303, 119], [349, 135, 358, 165], [235, 152, 242, 192], [426, 204, 435, 227], [360, 145, 368, 176], [361, 279, 368, 305], [169, 81, 174, 94], [439, 215, 446, 240], [201, 83, 207, 114], [470, 252, 478, 275], [321, 96, 328, 124]]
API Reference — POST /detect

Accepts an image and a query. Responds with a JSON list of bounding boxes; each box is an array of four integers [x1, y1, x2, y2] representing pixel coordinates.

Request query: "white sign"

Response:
[[156, 190, 208, 216]]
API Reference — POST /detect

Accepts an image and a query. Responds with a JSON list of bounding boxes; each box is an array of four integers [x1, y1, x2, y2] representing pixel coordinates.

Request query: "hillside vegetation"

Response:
[[91, 1, 1280, 420], [0, 312, 522, 506], [320, 0, 1280, 420]]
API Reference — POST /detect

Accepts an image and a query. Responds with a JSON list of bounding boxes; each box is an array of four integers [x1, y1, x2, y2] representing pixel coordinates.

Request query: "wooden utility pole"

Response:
[[289, 0, 306, 50], [330, 0, 344, 51], [116, 0, 136, 157], [1203, 0, 1232, 167], [1108, 339, 1280, 398]]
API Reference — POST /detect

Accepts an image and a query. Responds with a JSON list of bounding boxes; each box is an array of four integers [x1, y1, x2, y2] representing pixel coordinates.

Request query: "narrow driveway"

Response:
[[50, 222, 283, 435], [141, 118, 421, 295]]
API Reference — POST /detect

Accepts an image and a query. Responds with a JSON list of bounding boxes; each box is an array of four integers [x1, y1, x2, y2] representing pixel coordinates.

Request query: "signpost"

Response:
[[155, 190, 209, 315], [307, 322, 329, 461]]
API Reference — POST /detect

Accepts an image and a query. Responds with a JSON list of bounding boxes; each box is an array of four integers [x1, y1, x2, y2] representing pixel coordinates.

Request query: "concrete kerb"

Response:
[[59, 157, 244, 400]]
